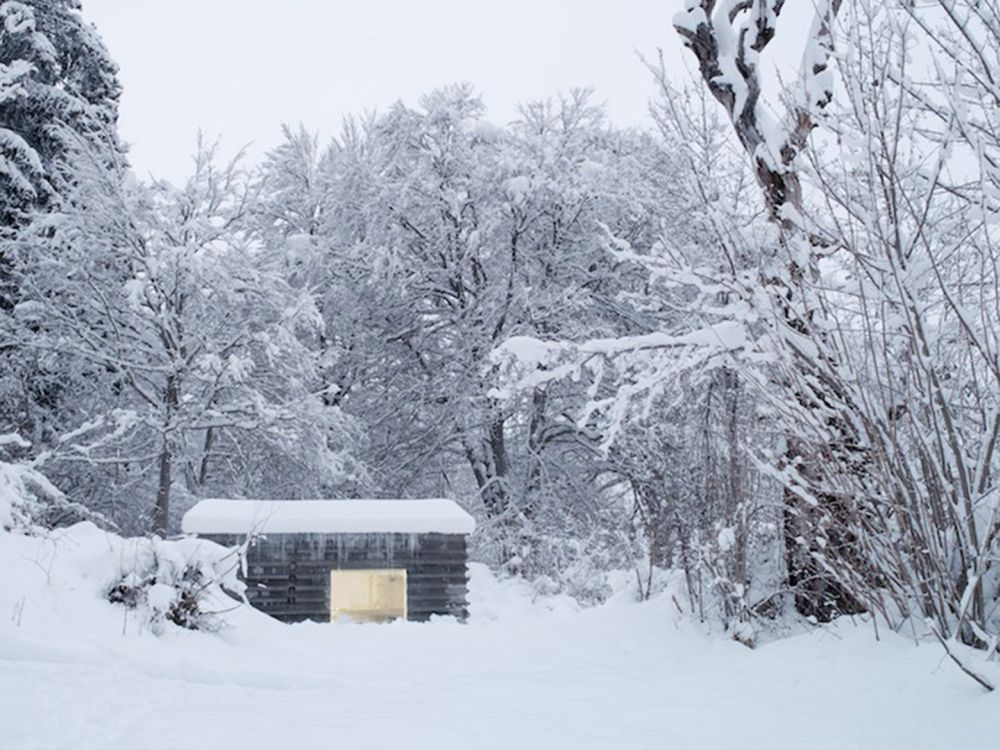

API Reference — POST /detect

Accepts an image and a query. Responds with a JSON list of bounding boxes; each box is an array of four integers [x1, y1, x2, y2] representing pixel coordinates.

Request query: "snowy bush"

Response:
[[0, 456, 92, 532], [106, 536, 246, 634], [473, 503, 645, 605], [512, 533, 619, 604], [671, 501, 787, 647]]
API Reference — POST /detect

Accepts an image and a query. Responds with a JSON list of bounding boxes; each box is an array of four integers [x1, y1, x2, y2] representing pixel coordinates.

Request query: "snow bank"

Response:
[[466, 562, 582, 621], [182, 498, 475, 535], [0, 521, 248, 644]]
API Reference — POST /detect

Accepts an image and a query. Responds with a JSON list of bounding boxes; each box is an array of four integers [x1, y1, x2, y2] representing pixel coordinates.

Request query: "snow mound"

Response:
[[0, 522, 249, 645], [466, 562, 582, 621]]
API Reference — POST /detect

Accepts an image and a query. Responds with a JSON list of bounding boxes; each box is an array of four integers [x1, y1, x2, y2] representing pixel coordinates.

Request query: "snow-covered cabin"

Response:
[[182, 499, 475, 623]]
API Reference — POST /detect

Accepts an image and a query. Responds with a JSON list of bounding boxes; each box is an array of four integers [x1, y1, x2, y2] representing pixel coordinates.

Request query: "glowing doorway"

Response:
[[329, 569, 407, 622]]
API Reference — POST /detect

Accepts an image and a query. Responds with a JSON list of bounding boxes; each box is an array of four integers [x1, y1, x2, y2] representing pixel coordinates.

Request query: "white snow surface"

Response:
[[181, 498, 475, 535], [1, 524, 998, 750]]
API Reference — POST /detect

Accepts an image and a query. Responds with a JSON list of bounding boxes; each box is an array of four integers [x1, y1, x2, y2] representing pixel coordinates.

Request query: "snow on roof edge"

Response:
[[181, 498, 476, 536]]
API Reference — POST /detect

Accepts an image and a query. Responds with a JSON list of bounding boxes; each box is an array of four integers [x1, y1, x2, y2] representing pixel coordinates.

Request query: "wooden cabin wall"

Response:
[[203, 532, 469, 623]]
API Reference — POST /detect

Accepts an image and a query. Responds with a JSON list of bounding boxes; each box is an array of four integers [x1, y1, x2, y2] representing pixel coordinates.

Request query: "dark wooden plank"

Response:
[[200, 528, 471, 623]]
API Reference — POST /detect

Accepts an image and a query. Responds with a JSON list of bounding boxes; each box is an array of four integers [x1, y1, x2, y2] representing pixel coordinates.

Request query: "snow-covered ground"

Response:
[[1, 524, 997, 750]]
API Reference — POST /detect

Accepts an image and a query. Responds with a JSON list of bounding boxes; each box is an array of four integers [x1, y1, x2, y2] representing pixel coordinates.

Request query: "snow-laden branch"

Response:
[[674, 0, 843, 221], [491, 320, 750, 449]]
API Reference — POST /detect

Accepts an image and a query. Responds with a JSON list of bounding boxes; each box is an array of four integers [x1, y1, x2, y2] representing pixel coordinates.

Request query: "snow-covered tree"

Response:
[[494, 2, 999, 668], [0, 0, 122, 471], [0, 0, 120, 231], [251, 88, 682, 581], [9, 138, 356, 534]]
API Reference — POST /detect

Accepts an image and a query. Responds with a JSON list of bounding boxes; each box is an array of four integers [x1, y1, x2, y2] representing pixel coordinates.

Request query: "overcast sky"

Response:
[[83, 1, 813, 184]]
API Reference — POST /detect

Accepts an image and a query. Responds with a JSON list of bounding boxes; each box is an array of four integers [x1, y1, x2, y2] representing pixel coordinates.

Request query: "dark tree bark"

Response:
[[152, 374, 178, 535]]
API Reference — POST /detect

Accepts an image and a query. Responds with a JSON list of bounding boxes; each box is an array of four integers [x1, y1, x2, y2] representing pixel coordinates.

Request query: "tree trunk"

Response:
[[471, 416, 511, 520], [152, 440, 172, 536], [152, 374, 178, 535], [675, 1, 864, 619]]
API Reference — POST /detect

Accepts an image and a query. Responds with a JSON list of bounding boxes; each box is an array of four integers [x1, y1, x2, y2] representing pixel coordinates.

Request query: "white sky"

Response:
[[83, 0, 677, 183], [83, 1, 815, 185]]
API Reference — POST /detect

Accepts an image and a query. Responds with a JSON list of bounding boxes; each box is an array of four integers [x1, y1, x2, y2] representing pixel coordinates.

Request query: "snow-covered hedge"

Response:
[[106, 534, 246, 633]]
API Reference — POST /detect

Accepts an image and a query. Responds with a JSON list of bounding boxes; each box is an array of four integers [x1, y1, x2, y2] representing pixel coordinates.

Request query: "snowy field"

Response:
[[1, 525, 997, 750]]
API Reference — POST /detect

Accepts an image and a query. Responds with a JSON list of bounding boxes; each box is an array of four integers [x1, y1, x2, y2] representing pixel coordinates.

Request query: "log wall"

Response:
[[203, 532, 470, 623]]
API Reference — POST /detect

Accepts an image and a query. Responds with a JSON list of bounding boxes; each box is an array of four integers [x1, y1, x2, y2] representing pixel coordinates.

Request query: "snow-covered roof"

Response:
[[181, 498, 475, 536]]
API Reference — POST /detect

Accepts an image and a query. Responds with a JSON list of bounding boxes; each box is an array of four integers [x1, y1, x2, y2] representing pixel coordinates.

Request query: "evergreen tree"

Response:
[[0, 0, 121, 463], [0, 0, 121, 231]]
